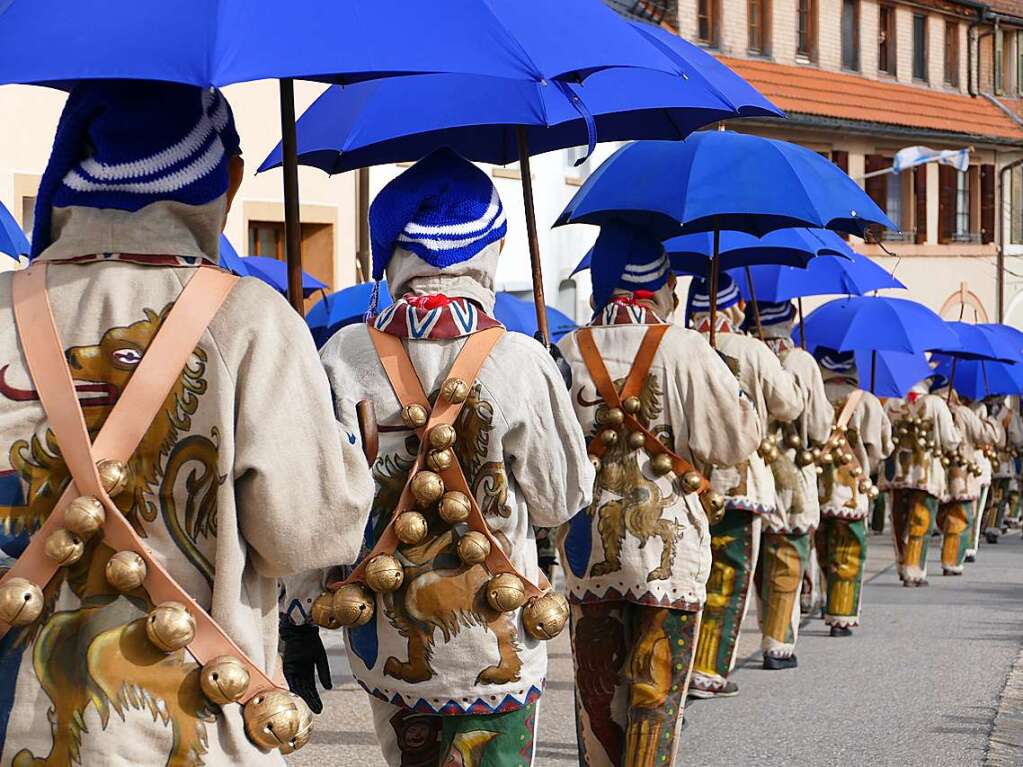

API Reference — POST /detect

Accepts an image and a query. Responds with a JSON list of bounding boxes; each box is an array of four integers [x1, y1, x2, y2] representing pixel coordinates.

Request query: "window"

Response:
[[249, 221, 285, 260], [865, 155, 916, 242], [945, 21, 960, 86], [841, 0, 860, 70], [939, 165, 979, 243], [748, 0, 769, 54], [698, 0, 717, 45], [913, 14, 928, 81], [954, 170, 969, 237], [796, 0, 817, 60], [20, 196, 35, 239], [879, 5, 896, 75], [247, 220, 336, 303], [886, 168, 903, 230], [1012, 166, 1023, 245]]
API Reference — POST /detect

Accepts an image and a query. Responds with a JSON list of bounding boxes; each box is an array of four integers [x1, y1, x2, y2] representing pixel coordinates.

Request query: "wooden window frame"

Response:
[[841, 0, 860, 71], [912, 13, 928, 82], [878, 5, 897, 76], [796, 0, 817, 61], [748, 0, 769, 54], [698, 0, 718, 46], [944, 20, 960, 86]]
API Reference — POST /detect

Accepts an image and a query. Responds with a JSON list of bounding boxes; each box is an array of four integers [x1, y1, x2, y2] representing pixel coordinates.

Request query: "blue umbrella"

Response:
[[856, 350, 935, 398], [802, 296, 959, 356], [494, 293, 577, 342], [0, 202, 29, 261], [218, 235, 251, 277], [307, 281, 394, 348], [931, 355, 1023, 399], [979, 324, 1023, 360], [937, 322, 1023, 362], [241, 256, 326, 297]]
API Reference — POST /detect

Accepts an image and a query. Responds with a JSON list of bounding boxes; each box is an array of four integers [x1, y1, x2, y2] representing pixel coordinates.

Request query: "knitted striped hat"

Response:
[[817, 349, 856, 373], [32, 81, 240, 257], [370, 149, 507, 282], [589, 222, 670, 314], [744, 300, 796, 331], [685, 272, 741, 326]]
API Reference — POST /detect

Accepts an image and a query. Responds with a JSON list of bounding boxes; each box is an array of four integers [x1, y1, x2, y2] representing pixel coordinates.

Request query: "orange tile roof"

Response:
[[721, 56, 1023, 142]]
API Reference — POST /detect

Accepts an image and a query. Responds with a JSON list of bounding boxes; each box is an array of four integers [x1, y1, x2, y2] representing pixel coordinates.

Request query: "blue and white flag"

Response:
[[891, 146, 971, 174]]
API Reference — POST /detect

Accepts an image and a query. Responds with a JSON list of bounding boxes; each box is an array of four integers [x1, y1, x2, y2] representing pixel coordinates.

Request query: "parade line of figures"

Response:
[[0, 81, 1016, 767]]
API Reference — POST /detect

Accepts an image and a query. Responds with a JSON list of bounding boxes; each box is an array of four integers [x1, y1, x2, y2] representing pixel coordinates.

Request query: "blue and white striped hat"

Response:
[[817, 349, 856, 373], [33, 81, 240, 256], [370, 149, 507, 281], [589, 222, 670, 313], [684, 272, 741, 326], [745, 300, 796, 331]]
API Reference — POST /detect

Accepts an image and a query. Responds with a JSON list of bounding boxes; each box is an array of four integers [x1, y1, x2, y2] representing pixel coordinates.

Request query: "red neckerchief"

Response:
[[592, 295, 664, 327], [372, 293, 502, 339]]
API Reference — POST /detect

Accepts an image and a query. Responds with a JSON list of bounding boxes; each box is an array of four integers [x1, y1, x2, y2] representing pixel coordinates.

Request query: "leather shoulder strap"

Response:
[[368, 328, 430, 416]]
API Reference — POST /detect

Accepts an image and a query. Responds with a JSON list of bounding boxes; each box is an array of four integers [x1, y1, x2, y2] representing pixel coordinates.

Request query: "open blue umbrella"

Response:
[[0, 202, 29, 261], [307, 281, 394, 347], [931, 355, 1023, 399], [218, 235, 251, 277], [856, 350, 935, 398], [241, 256, 326, 297], [979, 324, 1023, 361], [937, 322, 1023, 363], [802, 296, 959, 356], [494, 293, 577, 342]]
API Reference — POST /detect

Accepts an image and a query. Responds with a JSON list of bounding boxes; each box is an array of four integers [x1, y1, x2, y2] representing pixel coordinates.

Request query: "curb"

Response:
[[986, 643, 1023, 767]]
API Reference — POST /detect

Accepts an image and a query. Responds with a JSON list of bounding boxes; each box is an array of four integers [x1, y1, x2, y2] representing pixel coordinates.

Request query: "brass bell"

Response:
[[758, 439, 774, 456], [441, 378, 470, 404], [394, 511, 429, 545], [941, 456, 951, 468], [834, 436, 847, 448], [44, 528, 84, 567], [200, 655, 250, 706], [622, 396, 642, 414], [106, 550, 147, 592], [522, 591, 570, 640], [650, 453, 673, 476], [763, 446, 779, 463], [97, 459, 130, 497], [364, 554, 404, 593], [145, 601, 196, 653], [588, 454, 602, 474], [332, 583, 375, 627], [838, 452, 853, 466], [820, 451, 834, 465], [627, 431, 646, 450], [600, 430, 618, 447], [486, 573, 527, 613], [310, 592, 341, 630], [868, 485, 881, 500], [681, 471, 703, 494], [439, 491, 472, 525], [0, 577, 44, 626], [457, 531, 491, 565], [786, 433, 802, 450], [428, 424, 457, 451], [797, 450, 815, 468], [401, 403, 430, 430], [65, 496, 105, 539], [850, 465, 863, 478], [605, 408, 625, 427], [243, 690, 313, 754], [702, 491, 727, 525], [427, 448, 455, 473], [916, 437, 928, 450], [811, 447, 822, 462], [858, 478, 872, 494], [410, 471, 445, 507]]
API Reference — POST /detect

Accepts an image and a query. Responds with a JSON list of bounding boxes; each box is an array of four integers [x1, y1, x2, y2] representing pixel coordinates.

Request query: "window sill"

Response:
[[492, 167, 522, 181], [912, 77, 930, 85], [840, 65, 862, 74], [795, 55, 819, 66], [564, 175, 584, 187]]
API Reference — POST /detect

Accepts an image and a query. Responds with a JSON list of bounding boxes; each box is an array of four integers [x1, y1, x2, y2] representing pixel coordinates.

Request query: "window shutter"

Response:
[[938, 163, 955, 243], [914, 164, 928, 243], [831, 150, 849, 173], [981, 163, 996, 244]]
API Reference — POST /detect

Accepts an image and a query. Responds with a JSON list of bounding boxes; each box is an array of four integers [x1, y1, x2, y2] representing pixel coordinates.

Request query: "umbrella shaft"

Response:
[[745, 266, 764, 341], [516, 127, 550, 347], [709, 229, 720, 349], [798, 298, 806, 350], [280, 79, 305, 315]]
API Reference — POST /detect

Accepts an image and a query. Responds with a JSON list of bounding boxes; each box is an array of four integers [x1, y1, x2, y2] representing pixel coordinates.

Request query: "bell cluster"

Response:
[[815, 426, 881, 500], [895, 416, 938, 456]]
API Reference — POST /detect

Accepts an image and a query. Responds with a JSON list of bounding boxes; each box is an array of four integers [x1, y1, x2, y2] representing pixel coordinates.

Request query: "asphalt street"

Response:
[[287, 531, 1023, 766]]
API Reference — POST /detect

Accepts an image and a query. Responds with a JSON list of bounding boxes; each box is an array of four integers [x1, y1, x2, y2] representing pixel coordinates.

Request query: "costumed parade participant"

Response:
[[745, 301, 833, 667], [556, 224, 760, 766], [685, 275, 803, 699], [815, 351, 892, 634], [880, 378, 960, 587], [965, 399, 1003, 561], [982, 396, 1023, 543], [0, 82, 374, 764], [313, 150, 593, 767]]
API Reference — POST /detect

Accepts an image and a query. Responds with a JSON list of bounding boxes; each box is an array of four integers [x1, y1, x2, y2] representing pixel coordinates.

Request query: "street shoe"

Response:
[[942, 568, 963, 576], [964, 554, 976, 563], [830, 625, 853, 637], [986, 532, 1000, 544], [688, 680, 739, 699], [763, 654, 798, 670]]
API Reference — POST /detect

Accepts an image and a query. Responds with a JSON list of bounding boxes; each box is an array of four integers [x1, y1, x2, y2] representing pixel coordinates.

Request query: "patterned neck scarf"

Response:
[[590, 295, 665, 327], [373, 293, 501, 339]]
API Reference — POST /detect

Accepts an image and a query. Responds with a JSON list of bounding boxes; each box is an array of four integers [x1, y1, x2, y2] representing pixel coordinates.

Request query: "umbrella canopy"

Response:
[[931, 355, 1023, 399], [849, 349, 935, 398], [556, 133, 896, 239], [258, 29, 779, 174], [493, 293, 577, 342], [979, 324, 1023, 361], [802, 296, 959, 355], [0, 0, 679, 87], [241, 256, 326, 297], [665, 228, 850, 274], [218, 235, 251, 277], [306, 281, 395, 347], [0, 202, 29, 260], [935, 322, 1023, 362]]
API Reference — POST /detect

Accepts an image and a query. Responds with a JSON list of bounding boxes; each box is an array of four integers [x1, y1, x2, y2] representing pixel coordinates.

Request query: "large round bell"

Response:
[[681, 471, 703, 494], [97, 459, 131, 497], [797, 450, 815, 468], [332, 583, 375, 627], [401, 403, 429, 430], [441, 378, 470, 404], [811, 447, 823, 462], [627, 431, 646, 450], [786, 433, 802, 450], [65, 496, 105, 539], [838, 452, 853, 466], [428, 424, 457, 451], [457, 531, 491, 565], [916, 437, 928, 450], [244, 690, 313, 754], [364, 554, 404, 593], [200, 655, 251, 706], [850, 465, 863, 478], [0, 577, 44, 626], [605, 408, 625, 427], [426, 448, 455, 473], [486, 573, 527, 613], [106, 551, 147, 592], [600, 430, 618, 447], [940, 456, 951, 468], [588, 454, 602, 474], [522, 591, 570, 640], [439, 491, 472, 525], [145, 601, 196, 653], [410, 471, 445, 507], [758, 439, 774, 457], [704, 491, 726, 525], [858, 478, 872, 494], [622, 396, 642, 414], [310, 592, 341, 630], [834, 436, 847, 448], [394, 511, 429, 545], [820, 451, 834, 466], [762, 446, 779, 463], [868, 485, 881, 500], [44, 528, 84, 567], [650, 453, 673, 476]]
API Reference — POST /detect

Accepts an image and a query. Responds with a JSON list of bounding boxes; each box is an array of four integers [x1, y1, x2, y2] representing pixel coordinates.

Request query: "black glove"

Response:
[[280, 622, 332, 714]]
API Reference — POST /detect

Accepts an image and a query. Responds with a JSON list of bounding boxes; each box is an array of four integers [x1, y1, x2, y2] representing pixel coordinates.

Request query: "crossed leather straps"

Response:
[[332, 326, 552, 598]]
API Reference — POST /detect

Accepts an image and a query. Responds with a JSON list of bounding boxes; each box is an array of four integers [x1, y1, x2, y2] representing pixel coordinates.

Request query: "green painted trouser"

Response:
[[815, 516, 867, 628], [755, 531, 812, 657], [891, 489, 938, 584], [938, 500, 973, 573]]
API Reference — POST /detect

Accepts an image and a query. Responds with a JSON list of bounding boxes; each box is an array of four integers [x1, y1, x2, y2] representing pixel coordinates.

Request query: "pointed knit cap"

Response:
[[32, 81, 240, 256], [744, 300, 796, 331], [817, 349, 857, 373], [589, 221, 670, 314], [684, 272, 741, 326]]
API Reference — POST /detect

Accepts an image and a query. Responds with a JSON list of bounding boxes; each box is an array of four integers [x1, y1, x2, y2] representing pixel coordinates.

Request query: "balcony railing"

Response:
[[603, 0, 677, 27]]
